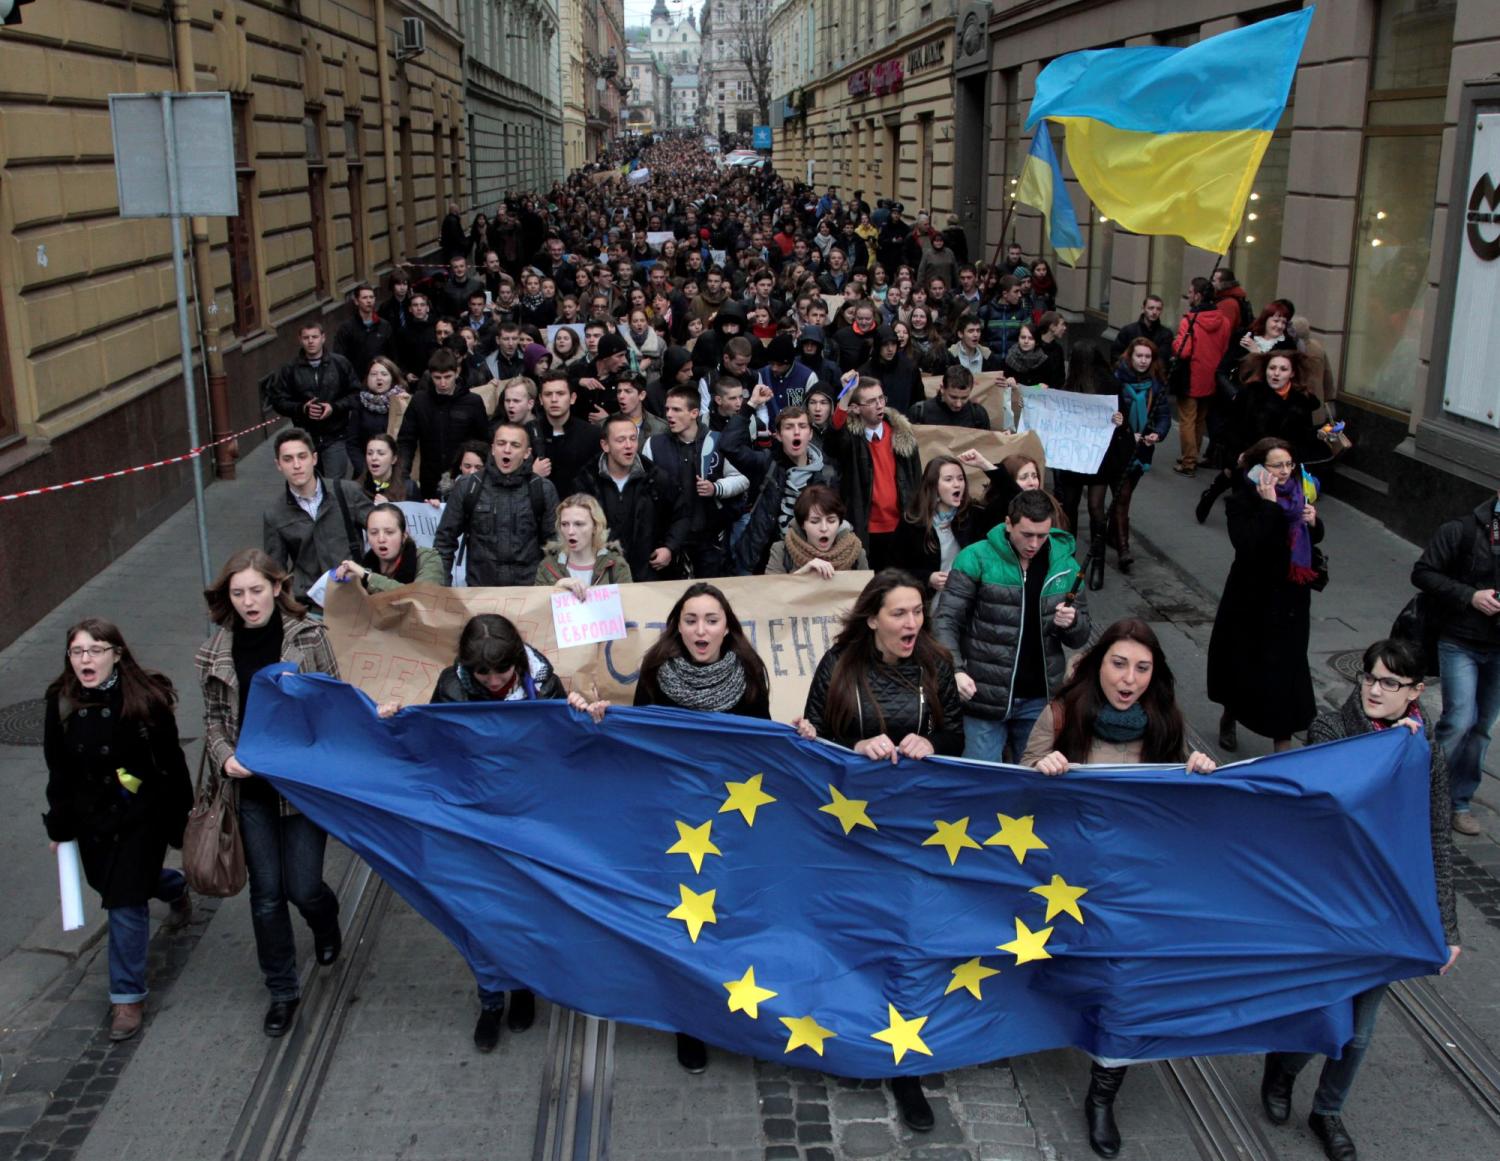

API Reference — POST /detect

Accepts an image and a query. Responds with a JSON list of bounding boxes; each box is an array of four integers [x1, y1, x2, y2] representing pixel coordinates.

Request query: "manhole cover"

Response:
[[0, 698, 46, 745], [1327, 650, 1364, 684]]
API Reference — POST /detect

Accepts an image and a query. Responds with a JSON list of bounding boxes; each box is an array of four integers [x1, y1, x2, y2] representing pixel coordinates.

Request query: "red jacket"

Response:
[[1172, 307, 1231, 399]]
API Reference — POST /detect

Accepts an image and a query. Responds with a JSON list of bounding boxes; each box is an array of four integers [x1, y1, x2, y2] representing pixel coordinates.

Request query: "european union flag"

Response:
[[238, 670, 1447, 1077]]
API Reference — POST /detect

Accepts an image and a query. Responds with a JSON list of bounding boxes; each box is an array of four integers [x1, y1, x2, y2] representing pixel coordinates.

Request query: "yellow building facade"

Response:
[[0, 0, 465, 647], [770, 0, 954, 227]]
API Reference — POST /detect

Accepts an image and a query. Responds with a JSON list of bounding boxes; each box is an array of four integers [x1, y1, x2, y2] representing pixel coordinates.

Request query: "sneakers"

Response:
[[109, 1001, 144, 1042], [474, 1005, 504, 1053], [1453, 811, 1482, 837]]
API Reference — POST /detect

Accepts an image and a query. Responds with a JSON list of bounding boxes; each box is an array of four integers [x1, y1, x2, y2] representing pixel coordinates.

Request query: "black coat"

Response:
[[430, 647, 566, 703], [803, 646, 965, 756], [1220, 383, 1319, 467], [720, 412, 840, 574], [831, 411, 923, 546], [859, 351, 920, 415], [395, 384, 491, 497], [891, 474, 1012, 593], [332, 314, 394, 377], [1207, 479, 1323, 738], [43, 685, 193, 909]]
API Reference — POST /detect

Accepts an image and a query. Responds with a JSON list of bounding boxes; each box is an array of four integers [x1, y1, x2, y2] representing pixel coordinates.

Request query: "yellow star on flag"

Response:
[[923, 817, 982, 864], [666, 819, 722, 873], [719, 773, 776, 826], [779, 1014, 837, 1056], [820, 784, 877, 834], [997, 916, 1053, 965], [1031, 873, 1088, 924], [870, 1004, 933, 1064], [945, 957, 1001, 1001], [666, 884, 718, 943], [984, 813, 1049, 864], [723, 966, 778, 1019]]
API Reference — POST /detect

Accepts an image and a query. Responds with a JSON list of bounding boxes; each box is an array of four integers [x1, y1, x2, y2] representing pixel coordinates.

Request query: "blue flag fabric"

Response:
[[238, 670, 1447, 1077]]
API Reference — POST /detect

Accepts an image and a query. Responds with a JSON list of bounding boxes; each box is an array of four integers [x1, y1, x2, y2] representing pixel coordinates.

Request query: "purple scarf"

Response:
[[1275, 475, 1316, 585]]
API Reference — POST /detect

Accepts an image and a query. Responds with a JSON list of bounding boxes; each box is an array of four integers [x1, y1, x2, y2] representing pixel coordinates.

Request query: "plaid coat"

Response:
[[195, 614, 338, 815]]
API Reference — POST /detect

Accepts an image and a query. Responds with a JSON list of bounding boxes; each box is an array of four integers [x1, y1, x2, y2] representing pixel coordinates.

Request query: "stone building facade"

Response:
[[0, 0, 465, 648], [954, 0, 1500, 538]]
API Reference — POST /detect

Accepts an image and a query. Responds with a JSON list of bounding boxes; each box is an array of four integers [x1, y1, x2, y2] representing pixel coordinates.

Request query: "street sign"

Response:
[[109, 92, 237, 218], [752, 125, 772, 150], [108, 92, 240, 591]]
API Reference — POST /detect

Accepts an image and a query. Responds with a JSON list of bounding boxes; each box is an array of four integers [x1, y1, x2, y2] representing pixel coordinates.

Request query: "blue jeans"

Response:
[[1269, 984, 1388, 1115], [1435, 639, 1500, 812], [238, 795, 340, 1001], [962, 697, 1048, 764], [107, 868, 187, 1003]]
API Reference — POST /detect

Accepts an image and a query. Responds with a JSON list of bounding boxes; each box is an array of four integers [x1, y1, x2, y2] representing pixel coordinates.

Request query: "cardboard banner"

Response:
[[919, 371, 1017, 432], [1018, 386, 1119, 474], [324, 571, 874, 723], [910, 426, 1046, 492]]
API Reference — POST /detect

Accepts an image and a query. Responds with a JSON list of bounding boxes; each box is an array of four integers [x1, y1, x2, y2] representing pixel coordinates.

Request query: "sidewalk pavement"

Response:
[[0, 438, 285, 1022]]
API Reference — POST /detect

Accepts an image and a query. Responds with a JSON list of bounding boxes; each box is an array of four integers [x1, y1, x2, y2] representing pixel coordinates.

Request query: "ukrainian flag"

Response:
[[1015, 123, 1085, 268], [1025, 9, 1312, 254]]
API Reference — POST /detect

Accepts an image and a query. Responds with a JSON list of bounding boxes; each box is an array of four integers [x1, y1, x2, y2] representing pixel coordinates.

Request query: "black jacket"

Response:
[[1413, 498, 1500, 649], [43, 684, 193, 909], [908, 398, 991, 429], [571, 455, 690, 580], [830, 325, 875, 372], [332, 314, 394, 377], [528, 415, 601, 498], [267, 353, 360, 448], [859, 347, 920, 415], [431, 646, 566, 703], [803, 646, 964, 756], [393, 321, 440, 381], [1221, 383, 1319, 466], [395, 383, 492, 497], [891, 475, 1012, 592], [1111, 316, 1175, 362], [433, 460, 558, 586], [720, 412, 839, 573]]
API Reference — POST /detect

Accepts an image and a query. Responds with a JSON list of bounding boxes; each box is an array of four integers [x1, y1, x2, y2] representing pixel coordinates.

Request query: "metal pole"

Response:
[[162, 94, 215, 588]]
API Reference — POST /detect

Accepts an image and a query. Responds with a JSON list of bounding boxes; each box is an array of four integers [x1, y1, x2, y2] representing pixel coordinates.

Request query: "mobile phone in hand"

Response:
[[1247, 464, 1268, 486]]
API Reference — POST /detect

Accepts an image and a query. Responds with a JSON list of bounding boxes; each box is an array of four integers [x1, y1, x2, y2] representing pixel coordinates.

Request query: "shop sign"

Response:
[[848, 57, 904, 98], [1443, 111, 1500, 427], [907, 39, 947, 74]]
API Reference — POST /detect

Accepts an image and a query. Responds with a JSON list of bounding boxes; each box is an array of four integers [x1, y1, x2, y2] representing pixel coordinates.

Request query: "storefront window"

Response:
[[1342, 0, 1455, 413], [1226, 131, 1290, 311], [1344, 134, 1443, 410]]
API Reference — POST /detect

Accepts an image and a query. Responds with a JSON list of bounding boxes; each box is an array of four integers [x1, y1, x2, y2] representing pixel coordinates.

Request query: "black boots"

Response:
[[474, 1005, 503, 1052], [1084, 1063, 1128, 1158], [1088, 533, 1107, 591], [1218, 710, 1238, 752], [264, 998, 299, 1038], [1308, 1112, 1358, 1161], [890, 1075, 934, 1131], [675, 1032, 708, 1074], [314, 925, 342, 966], [1260, 1056, 1296, 1124], [507, 989, 536, 1032]]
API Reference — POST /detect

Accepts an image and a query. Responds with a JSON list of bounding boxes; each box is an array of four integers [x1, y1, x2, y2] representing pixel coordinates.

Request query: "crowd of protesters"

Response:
[[40, 135, 1479, 1161]]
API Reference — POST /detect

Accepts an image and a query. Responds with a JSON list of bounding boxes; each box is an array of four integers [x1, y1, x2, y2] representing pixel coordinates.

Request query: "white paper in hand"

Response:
[[57, 840, 87, 932]]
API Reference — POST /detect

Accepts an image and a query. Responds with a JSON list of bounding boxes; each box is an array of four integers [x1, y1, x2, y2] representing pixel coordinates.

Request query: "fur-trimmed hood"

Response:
[[842, 407, 918, 458]]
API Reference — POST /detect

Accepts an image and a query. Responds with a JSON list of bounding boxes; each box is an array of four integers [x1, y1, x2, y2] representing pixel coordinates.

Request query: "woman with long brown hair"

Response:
[[43, 618, 193, 1042], [798, 569, 963, 1131], [1020, 618, 1214, 1159], [893, 455, 1012, 597], [196, 549, 342, 1040]]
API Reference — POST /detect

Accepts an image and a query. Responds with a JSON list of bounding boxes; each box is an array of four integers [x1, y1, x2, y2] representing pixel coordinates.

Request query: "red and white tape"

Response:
[[0, 417, 282, 503]]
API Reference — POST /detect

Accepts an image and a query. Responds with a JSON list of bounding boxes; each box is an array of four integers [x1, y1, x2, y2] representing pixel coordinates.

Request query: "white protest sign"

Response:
[[710, 249, 727, 267], [546, 323, 586, 348], [646, 231, 674, 248], [550, 585, 628, 648], [1018, 387, 1119, 474], [394, 501, 466, 587]]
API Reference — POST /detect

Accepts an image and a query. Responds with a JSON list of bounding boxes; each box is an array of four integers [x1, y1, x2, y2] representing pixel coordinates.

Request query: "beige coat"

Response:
[[1020, 704, 1148, 767]]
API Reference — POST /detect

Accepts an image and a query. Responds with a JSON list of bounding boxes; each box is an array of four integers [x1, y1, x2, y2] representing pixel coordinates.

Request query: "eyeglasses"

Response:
[[68, 645, 115, 659], [1263, 459, 1296, 470], [1360, 672, 1418, 693]]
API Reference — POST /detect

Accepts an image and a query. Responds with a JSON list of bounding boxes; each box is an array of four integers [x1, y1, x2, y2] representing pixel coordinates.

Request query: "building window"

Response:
[[305, 109, 330, 299], [228, 97, 262, 336], [346, 117, 367, 281], [1342, 0, 1456, 413]]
